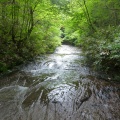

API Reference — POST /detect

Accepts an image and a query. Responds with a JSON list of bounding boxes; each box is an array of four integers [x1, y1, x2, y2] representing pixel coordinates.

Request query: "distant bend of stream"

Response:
[[0, 45, 120, 120]]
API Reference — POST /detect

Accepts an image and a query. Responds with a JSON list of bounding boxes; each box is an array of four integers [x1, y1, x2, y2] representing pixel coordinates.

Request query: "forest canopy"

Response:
[[0, 0, 62, 72], [0, 0, 120, 81], [62, 0, 120, 81]]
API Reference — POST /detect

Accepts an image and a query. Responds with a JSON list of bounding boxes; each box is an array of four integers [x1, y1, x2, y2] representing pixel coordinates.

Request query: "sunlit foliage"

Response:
[[0, 0, 120, 81], [62, 0, 120, 80], [0, 0, 62, 72]]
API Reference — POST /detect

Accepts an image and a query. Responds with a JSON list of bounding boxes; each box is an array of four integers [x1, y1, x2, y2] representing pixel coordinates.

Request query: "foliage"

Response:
[[81, 26, 120, 70], [0, 0, 62, 72], [61, 0, 120, 81], [0, 0, 120, 81]]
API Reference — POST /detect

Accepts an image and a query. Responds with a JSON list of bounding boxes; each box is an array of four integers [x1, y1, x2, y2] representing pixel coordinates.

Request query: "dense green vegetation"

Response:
[[0, 0, 62, 72], [0, 0, 120, 80], [62, 0, 120, 81]]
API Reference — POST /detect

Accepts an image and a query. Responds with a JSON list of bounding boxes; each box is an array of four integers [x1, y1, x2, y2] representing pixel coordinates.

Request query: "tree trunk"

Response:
[[83, 0, 95, 31]]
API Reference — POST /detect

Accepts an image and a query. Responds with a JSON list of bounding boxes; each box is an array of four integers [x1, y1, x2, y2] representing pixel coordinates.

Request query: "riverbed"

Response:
[[0, 45, 120, 120]]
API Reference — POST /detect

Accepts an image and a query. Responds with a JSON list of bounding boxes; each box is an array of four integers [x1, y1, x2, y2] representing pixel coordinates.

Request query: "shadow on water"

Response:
[[0, 45, 120, 120]]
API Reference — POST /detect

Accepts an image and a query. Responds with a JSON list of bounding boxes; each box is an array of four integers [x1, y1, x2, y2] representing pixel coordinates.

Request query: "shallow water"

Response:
[[0, 45, 120, 120]]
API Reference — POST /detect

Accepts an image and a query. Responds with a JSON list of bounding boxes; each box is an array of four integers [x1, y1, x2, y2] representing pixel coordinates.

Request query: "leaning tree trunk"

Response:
[[83, 0, 95, 31]]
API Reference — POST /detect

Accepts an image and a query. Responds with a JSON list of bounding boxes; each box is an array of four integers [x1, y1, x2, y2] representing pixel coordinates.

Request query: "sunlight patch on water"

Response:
[[48, 84, 75, 103], [54, 45, 81, 54]]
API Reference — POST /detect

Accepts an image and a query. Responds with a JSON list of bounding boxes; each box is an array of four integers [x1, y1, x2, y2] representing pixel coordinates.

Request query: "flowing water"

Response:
[[0, 45, 120, 120]]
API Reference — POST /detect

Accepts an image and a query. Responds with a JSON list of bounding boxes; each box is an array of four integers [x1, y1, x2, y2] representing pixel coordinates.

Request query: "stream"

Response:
[[0, 45, 120, 120]]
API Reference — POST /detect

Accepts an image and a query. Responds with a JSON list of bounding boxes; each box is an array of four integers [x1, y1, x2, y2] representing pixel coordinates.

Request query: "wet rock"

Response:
[[0, 45, 120, 120]]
